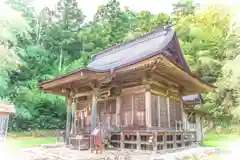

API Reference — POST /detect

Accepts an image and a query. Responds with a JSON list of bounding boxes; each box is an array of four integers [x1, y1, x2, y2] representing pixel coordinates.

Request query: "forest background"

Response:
[[1, 0, 240, 131]]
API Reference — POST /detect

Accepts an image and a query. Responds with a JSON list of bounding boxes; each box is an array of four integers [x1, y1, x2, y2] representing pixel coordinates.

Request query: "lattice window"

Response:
[[159, 95, 168, 128], [151, 94, 158, 126], [107, 99, 116, 114], [169, 99, 177, 128], [169, 99, 182, 128], [134, 93, 145, 126], [175, 100, 182, 121], [122, 95, 132, 126], [98, 102, 105, 114]]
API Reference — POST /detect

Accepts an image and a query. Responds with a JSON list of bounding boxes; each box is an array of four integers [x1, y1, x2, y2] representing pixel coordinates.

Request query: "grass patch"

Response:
[[201, 132, 240, 149], [6, 130, 64, 150], [8, 129, 57, 138], [6, 137, 57, 150]]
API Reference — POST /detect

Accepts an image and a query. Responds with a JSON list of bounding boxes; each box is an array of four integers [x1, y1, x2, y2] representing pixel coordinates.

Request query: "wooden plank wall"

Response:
[[151, 94, 182, 129], [134, 93, 146, 126], [159, 96, 168, 128], [121, 95, 132, 126], [151, 94, 158, 126], [121, 92, 146, 127]]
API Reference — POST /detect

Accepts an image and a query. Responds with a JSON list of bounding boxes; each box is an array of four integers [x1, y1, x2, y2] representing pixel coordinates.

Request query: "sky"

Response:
[[32, 0, 240, 20]]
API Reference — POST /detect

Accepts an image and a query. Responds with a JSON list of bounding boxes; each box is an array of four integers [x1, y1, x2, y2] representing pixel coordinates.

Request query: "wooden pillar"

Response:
[[163, 132, 167, 150], [196, 114, 201, 142], [65, 96, 72, 145], [90, 90, 98, 149], [136, 132, 141, 150], [167, 96, 170, 128], [181, 100, 186, 130], [157, 96, 161, 127], [71, 102, 76, 135], [200, 116, 204, 142], [116, 96, 121, 127], [181, 132, 185, 148], [173, 133, 177, 148], [153, 132, 157, 152], [132, 95, 134, 125], [91, 91, 98, 131], [120, 132, 124, 150], [145, 91, 152, 127]]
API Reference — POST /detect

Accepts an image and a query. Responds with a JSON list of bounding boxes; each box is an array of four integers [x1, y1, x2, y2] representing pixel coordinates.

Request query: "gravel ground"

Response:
[[0, 144, 231, 160]]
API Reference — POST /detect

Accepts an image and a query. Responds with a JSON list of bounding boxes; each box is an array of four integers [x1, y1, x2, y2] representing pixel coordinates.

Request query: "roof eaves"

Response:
[[161, 54, 216, 90], [38, 68, 90, 87]]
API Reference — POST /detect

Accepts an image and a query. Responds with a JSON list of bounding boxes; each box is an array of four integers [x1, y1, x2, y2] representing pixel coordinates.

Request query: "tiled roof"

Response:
[[182, 94, 203, 103], [87, 29, 174, 72]]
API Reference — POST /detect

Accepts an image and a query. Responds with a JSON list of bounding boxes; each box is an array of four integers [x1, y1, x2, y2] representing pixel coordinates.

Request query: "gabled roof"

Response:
[[87, 28, 174, 72], [87, 28, 205, 103], [39, 27, 214, 95]]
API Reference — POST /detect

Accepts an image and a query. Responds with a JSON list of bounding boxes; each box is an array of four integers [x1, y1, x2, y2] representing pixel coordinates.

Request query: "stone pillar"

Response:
[[145, 91, 152, 127], [116, 96, 121, 127]]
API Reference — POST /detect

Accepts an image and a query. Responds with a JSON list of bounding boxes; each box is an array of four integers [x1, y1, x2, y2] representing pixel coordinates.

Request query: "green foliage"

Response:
[[2, 0, 240, 131]]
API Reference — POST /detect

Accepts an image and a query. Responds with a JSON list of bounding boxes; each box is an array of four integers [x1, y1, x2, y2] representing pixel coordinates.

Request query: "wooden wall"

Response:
[[73, 85, 183, 131], [159, 95, 168, 128], [121, 92, 146, 126], [151, 93, 182, 129]]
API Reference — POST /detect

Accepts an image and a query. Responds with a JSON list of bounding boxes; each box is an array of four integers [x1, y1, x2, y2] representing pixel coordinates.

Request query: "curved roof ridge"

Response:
[[91, 28, 171, 61]]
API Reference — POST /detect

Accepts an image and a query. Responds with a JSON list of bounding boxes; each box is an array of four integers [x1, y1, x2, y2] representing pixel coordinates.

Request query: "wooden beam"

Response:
[[148, 78, 180, 94], [152, 71, 180, 88], [150, 85, 180, 100], [73, 91, 92, 98], [122, 85, 145, 94], [150, 88, 166, 97]]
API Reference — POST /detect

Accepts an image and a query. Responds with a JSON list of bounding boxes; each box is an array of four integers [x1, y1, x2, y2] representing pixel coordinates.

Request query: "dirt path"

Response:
[[1, 145, 225, 160]]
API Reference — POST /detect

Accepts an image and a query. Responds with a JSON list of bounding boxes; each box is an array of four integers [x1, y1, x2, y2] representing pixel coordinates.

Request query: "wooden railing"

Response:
[[110, 130, 197, 152]]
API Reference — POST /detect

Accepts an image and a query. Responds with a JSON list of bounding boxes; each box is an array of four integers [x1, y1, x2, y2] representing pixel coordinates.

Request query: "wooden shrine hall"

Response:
[[39, 28, 214, 152]]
